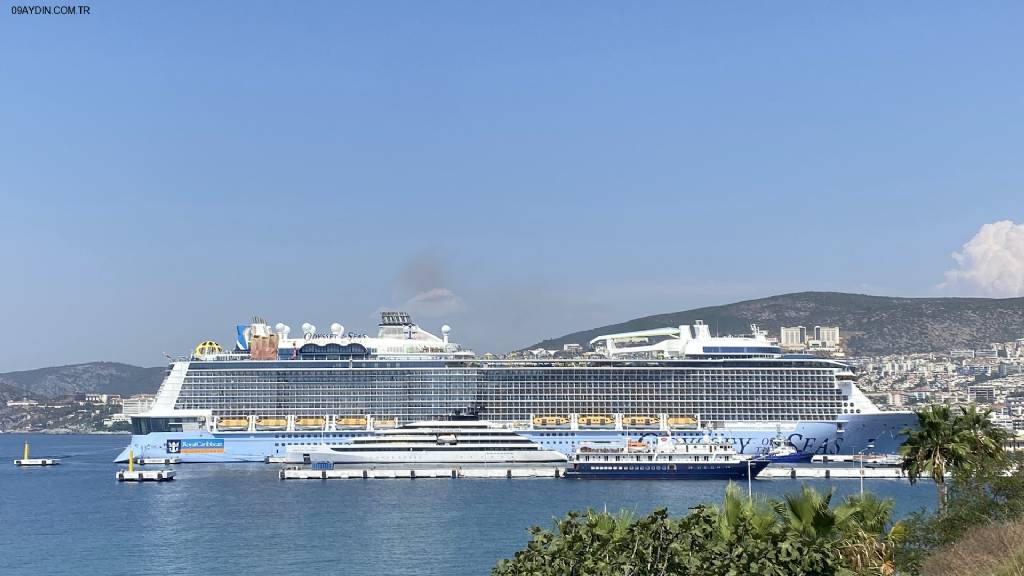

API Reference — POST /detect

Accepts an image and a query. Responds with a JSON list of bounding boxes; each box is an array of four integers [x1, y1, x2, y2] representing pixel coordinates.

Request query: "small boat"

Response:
[[577, 415, 614, 427], [766, 435, 812, 463], [294, 417, 326, 430], [532, 415, 570, 427], [335, 416, 367, 429], [372, 418, 398, 429], [217, 417, 249, 431], [667, 416, 699, 429], [255, 417, 288, 431], [622, 415, 659, 427], [565, 435, 769, 480]]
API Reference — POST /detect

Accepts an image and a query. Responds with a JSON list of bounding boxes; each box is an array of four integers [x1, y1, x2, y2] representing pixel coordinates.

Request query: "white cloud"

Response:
[[942, 220, 1024, 297]]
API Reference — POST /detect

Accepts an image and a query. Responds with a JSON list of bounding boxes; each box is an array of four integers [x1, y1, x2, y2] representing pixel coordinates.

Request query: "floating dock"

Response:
[[13, 441, 60, 466], [15, 458, 60, 466], [280, 467, 565, 480], [117, 449, 176, 482], [117, 469, 176, 482]]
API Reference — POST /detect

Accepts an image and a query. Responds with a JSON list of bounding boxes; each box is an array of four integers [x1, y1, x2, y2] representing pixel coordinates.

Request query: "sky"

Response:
[[1, 2, 1022, 370]]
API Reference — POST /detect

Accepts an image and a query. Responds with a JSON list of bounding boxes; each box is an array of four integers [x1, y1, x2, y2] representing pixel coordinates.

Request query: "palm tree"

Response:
[[836, 493, 905, 575], [710, 482, 778, 540], [900, 405, 972, 510], [954, 404, 1008, 466], [775, 485, 848, 542]]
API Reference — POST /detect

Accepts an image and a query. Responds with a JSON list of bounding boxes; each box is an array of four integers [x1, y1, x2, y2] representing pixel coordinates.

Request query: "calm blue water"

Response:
[[1, 434, 935, 576]]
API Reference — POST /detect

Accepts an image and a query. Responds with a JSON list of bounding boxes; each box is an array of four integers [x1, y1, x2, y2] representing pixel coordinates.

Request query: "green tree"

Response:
[[900, 404, 972, 510], [955, 404, 1008, 464], [835, 493, 905, 575], [896, 452, 1024, 575]]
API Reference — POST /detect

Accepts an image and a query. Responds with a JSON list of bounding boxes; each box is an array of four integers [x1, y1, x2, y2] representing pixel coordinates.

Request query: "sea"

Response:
[[1, 433, 936, 576]]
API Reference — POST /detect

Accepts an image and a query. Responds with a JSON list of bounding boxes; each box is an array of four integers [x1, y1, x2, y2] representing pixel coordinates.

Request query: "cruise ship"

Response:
[[115, 312, 916, 463]]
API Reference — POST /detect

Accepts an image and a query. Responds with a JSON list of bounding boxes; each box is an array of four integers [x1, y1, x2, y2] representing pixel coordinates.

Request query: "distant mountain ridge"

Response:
[[0, 362, 164, 399], [527, 292, 1024, 356]]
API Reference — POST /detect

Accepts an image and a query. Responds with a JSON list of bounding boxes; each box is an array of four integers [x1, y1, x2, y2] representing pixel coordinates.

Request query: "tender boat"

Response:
[[335, 416, 367, 429], [667, 416, 699, 429], [766, 434, 812, 463], [255, 417, 288, 431], [565, 434, 769, 480], [577, 415, 614, 427], [216, 417, 249, 431], [533, 415, 570, 427], [294, 417, 325, 430], [622, 415, 659, 427], [284, 420, 567, 468]]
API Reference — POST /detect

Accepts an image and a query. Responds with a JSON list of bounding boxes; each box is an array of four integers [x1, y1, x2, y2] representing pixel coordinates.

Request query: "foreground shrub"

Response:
[[920, 520, 1024, 576], [897, 453, 1024, 574], [492, 484, 900, 576]]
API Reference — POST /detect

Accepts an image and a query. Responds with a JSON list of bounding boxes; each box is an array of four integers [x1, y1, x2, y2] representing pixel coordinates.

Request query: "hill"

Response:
[[0, 362, 165, 399], [527, 292, 1024, 356]]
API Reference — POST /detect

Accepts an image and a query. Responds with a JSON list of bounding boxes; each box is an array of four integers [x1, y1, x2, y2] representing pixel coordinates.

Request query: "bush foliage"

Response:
[[492, 485, 901, 576]]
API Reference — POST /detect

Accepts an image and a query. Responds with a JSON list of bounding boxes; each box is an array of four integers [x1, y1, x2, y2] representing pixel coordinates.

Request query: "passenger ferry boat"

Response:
[[283, 420, 567, 467], [565, 435, 770, 480], [116, 312, 916, 463]]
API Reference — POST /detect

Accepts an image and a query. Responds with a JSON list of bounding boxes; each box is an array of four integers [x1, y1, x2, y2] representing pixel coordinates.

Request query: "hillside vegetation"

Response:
[[0, 362, 164, 399], [527, 292, 1024, 355]]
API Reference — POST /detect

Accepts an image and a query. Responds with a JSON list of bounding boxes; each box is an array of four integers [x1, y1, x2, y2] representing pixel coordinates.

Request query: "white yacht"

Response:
[[282, 420, 568, 468]]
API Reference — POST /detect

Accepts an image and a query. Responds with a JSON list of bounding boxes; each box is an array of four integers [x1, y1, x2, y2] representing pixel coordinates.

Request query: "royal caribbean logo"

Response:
[[167, 439, 224, 454]]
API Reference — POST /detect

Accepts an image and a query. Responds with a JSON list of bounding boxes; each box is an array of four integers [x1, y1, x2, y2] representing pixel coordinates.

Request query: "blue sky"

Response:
[[1, 2, 1022, 370]]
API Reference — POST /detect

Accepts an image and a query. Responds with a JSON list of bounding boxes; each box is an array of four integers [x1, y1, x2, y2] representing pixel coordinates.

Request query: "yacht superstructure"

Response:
[[117, 313, 916, 463], [283, 420, 567, 467]]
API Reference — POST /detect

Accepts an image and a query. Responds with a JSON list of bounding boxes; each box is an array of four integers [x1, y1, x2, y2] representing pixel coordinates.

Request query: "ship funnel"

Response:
[[693, 322, 712, 340]]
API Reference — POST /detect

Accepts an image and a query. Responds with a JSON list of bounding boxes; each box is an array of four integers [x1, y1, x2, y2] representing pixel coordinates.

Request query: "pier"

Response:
[[13, 441, 60, 466], [280, 466, 565, 480], [760, 466, 908, 479], [278, 464, 915, 481]]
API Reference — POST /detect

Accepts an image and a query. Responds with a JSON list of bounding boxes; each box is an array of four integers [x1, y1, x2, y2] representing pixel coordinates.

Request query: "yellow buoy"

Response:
[[128, 448, 134, 473], [23, 441, 29, 460]]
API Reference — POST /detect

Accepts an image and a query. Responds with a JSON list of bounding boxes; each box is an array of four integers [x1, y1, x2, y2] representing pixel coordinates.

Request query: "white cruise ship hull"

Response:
[[114, 412, 916, 463]]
